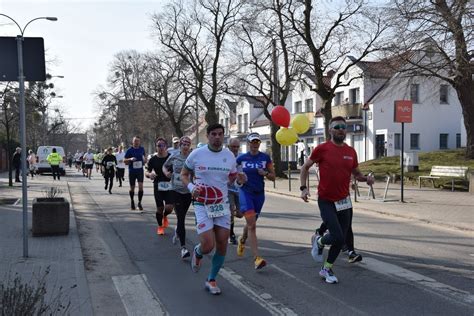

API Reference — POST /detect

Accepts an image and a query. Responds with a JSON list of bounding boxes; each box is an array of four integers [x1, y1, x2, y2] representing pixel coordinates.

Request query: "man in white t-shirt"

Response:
[[115, 145, 126, 187], [83, 148, 95, 179], [181, 123, 246, 295]]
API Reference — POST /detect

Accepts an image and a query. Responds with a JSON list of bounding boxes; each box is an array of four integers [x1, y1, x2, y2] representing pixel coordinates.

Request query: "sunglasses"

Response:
[[250, 140, 261, 144], [332, 124, 347, 130]]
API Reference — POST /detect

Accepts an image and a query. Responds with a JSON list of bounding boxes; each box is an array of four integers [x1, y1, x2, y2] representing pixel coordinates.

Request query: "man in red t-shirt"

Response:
[[299, 116, 374, 284]]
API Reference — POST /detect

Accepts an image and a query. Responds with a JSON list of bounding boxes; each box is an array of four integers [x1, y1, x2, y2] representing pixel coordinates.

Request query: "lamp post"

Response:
[[0, 14, 57, 258]]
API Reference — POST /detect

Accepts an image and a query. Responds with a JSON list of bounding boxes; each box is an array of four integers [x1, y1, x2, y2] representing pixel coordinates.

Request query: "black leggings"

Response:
[[318, 199, 352, 264], [116, 168, 125, 185], [318, 222, 354, 252], [105, 176, 114, 191], [173, 192, 192, 247], [51, 165, 60, 180]]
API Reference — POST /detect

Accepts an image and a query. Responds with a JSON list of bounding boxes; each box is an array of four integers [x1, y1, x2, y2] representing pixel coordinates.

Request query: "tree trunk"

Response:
[[456, 81, 474, 159], [205, 106, 218, 126], [321, 99, 333, 141], [270, 122, 285, 178]]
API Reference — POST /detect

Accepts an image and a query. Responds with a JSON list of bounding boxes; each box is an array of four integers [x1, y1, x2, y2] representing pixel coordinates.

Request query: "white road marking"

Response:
[[258, 246, 289, 253], [361, 257, 474, 307], [469, 254, 474, 257], [270, 264, 368, 316], [112, 274, 168, 316], [220, 267, 297, 316]]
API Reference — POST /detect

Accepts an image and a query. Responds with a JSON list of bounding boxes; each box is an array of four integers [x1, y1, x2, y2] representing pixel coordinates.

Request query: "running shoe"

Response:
[[172, 227, 178, 245], [229, 234, 237, 245], [205, 279, 221, 295], [254, 256, 266, 270], [130, 201, 136, 210], [191, 246, 202, 273], [181, 247, 190, 259], [348, 251, 362, 263], [157, 226, 165, 235], [319, 267, 338, 284], [311, 235, 324, 263], [237, 236, 245, 257], [163, 216, 169, 228], [138, 203, 143, 211]]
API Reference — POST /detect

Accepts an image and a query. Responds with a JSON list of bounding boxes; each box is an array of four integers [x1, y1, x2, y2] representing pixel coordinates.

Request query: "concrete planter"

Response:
[[32, 197, 70, 236]]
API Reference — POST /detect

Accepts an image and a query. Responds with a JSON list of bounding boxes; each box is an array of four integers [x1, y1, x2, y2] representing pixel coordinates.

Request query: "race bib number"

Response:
[[132, 161, 143, 169], [335, 196, 352, 212], [205, 203, 230, 219], [158, 181, 171, 191], [173, 173, 183, 186], [106, 161, 115, 168]]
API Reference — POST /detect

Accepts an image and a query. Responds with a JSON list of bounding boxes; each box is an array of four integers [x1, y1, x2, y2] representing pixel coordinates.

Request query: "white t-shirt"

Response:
[[115, 151, 126, 169], [83, 153, 94, 165], [185, 145, 237, 204]]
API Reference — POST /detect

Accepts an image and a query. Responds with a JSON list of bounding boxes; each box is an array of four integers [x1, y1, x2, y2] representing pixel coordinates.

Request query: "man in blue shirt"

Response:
[[236, 133, 275, 270], [124, 136, 147, 211]]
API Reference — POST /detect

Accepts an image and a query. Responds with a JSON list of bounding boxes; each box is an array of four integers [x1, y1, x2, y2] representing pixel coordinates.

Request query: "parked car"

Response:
[[36, 146, 66, 175]]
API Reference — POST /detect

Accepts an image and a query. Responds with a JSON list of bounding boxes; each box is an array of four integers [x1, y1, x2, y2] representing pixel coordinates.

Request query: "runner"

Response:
[[168, 137, 180, 156], [115, 145, 126, 187], [83, 148, 95, 179], [124, 136, 147, 211], [102, 147, 117, 194], [299, 116, 374, 284], [74, 150, 82, 172], [163, 136, 193, 258], [145, 137, 173, 234], [227, 138, 243, 245], [181, 123, 246, 295], [236, 133, 275, 270]]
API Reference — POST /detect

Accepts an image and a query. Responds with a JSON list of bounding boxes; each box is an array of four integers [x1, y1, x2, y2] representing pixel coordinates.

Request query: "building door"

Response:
[[375, 134, 385, 158], [353, 135, 364, 162]]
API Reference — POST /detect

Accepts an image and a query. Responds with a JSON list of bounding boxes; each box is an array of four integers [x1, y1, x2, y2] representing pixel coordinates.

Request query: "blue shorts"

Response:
[[239, 190, 265, 218]]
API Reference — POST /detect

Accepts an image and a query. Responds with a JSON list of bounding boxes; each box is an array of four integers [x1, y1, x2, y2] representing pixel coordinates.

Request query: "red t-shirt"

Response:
[[309, 141, 358, 202]]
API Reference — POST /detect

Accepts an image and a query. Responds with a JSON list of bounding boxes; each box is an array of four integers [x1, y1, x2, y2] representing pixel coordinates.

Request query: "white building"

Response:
[[310, 55, 463, 162]]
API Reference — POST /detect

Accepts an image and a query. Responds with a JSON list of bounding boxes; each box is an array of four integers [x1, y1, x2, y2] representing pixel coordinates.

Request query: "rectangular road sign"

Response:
[[0, 36, 46, 82], [394, 100, 413, 123]]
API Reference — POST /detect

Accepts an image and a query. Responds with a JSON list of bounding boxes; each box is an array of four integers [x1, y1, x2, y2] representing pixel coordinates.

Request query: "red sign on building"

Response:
[[394, 100, 413, 123]]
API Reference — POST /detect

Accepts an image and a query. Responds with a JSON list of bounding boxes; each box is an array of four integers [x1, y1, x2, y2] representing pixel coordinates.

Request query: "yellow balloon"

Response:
[[276, 127, 298, 146], [291, 114, 310, 134]]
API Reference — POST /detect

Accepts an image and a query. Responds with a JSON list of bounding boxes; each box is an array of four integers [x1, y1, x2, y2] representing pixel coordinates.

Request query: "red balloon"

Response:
[[271, 106, 290, 128]]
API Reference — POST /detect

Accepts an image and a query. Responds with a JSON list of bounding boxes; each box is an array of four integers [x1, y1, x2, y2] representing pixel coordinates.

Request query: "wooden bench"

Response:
[[418, 166, 469, 191]]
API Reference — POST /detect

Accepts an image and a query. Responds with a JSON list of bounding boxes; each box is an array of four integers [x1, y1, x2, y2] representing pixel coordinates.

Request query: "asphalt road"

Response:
[[66, 169, 474, 316]]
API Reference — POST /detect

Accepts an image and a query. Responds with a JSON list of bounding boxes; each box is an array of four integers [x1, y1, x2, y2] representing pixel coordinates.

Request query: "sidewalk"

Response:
[[0, 173, 93, 315], [267, 171, 474, 232]]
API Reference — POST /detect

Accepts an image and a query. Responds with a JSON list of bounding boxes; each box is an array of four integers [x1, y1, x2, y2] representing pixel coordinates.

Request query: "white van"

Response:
[[36, 146, 66, 175]]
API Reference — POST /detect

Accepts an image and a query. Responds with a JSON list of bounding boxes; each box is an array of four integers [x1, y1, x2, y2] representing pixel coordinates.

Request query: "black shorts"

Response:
[[85, 164, 93, 170], [154, 185, 174, 208], [129, 171, 144, 186]]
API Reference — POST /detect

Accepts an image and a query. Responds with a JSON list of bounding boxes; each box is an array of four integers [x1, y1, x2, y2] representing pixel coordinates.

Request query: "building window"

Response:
[[334, 92, 344, 105], [349, 88, 360, 104], [439, 133, 448, 149], [394, 133, 401, 150], [317, 137, 325, 145], [237, 115, 242, 133], [410, 84, 419, 103], [456, 133, 461, 148], [410, 133, 420, 149], [294, 101, 302, 113], [305, 99, 314, 112], [243, 113, 248, 132], [440, 85, 449, 104]]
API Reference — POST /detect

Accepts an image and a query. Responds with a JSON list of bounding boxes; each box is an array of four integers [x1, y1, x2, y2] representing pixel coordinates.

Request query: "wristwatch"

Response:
[[300, 185, 307, 191]]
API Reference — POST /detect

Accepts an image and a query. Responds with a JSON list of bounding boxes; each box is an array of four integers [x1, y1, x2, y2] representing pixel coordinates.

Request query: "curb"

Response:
[[66, 181, 94, 315]]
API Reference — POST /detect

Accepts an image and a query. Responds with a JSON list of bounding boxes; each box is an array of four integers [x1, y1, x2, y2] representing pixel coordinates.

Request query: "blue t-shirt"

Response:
[[236, 152, 272, 193], [125, 146, 146, 173]]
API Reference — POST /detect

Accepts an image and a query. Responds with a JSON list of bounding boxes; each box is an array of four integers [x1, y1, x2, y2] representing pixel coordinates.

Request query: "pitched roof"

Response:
[[244, 96, 269, 108], [355, 53, 409, 79]]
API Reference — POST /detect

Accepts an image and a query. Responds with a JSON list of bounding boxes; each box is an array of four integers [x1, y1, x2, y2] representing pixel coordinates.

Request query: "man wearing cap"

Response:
[[236, 132, 275, 270], [168, 137, 180, 156]]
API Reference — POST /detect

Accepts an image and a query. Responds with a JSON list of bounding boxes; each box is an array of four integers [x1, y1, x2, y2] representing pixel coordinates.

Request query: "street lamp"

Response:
[[0, 14, 57, 258]]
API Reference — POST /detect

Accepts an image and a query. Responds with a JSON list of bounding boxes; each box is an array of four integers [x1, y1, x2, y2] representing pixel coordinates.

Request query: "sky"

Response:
[[0, 0, 163, 131]]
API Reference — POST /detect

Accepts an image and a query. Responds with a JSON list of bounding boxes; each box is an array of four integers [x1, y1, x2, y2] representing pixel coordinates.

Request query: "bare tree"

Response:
[[152, 0, 246, 125], [285, 0, 390, 138], [0, 82, 19, 186], [226, 0, 304, 176], [386, 0, 474, 158], [140, 54, 196, 137]]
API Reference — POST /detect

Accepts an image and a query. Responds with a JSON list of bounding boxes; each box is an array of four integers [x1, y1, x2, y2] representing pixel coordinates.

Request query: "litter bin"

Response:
[[403, 152, 419, 172]]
